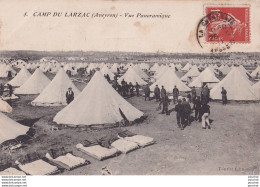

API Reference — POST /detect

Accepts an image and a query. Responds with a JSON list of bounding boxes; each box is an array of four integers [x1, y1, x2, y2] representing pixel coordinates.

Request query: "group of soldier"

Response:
[[112, 79, 140, 98], [0, 83, 13, 97], [141, 84, 212, 130]]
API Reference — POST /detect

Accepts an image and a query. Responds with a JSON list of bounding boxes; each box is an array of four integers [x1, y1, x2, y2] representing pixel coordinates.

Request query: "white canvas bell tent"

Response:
[[181, 63, 192, 71], [250, 66, 260, 77], [252, 81, 260, 99], [100, 65, 115, 80], [118, 67, 147, 85], [133, 65, 149, 80], [7, 66, 32, 87], [150, 68, 191, 92], [210, 67, 259, 101], [0, 65, 16, 78], [189, 67, 220, 88], [53, 71, 144, 126], [31, 68, 80, 106], [14, 68, 51, 95], [181, 65, 200, 81], [0, 99, 12, 113], [0, 112, 29, 144]]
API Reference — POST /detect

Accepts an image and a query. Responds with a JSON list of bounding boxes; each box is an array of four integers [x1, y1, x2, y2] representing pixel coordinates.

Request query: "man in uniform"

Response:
[[221, 87, 228, 105], [161, 85, 166, 100], [160, 94, 170, 115], [144, 84, 150, 101], [175, 99, 184, 130], [201, 103, 211, 129], [182, 98, 191, 126], [154, 85, 160, 102], [66, 87, 74, 104], [135, 82, 140, 96], [191, 86, 197, 103], [172, 85, 179, 104], [193, 96, 202, 121]]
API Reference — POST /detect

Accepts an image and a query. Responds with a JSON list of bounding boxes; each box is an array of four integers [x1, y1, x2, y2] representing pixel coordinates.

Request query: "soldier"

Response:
[[201, 103, 211, 129], [172, 85, 179, 104], [66, 87, 74, 104], [135, 82, 140, 96], [191, 86, 197, 103], [154, 85, 160, 102], [160, 94, 170, 115], [129, 82, 134, 97], [182, 98, 191, 126], [144, 84, 150, 101], [7, 84, 13, 97], [161, 85, 166, 99], [221, 87, 228, 105], [0, 83, 4, 96], [175, 99, 184, 129], [193, 96, 202, 121]]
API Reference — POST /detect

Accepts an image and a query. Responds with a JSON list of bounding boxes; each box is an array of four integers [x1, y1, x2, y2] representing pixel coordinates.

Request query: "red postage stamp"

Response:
[[205, 6, 250, 43], [196, 5, 250, 52]]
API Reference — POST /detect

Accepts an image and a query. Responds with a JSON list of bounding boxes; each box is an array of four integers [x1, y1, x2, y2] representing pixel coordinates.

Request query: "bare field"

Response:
[[1, 75, 259, 175]]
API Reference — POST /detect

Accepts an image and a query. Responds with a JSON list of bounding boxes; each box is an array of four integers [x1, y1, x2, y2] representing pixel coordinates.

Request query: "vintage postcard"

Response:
[[0, 0, 259, 185]]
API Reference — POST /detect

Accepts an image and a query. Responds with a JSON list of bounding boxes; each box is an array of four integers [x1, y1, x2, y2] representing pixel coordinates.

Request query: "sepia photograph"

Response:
[[0, 0, 259, 186]]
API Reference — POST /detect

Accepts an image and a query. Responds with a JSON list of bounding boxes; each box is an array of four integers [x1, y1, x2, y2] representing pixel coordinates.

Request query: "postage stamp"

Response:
[[196, 5, 250, 53]]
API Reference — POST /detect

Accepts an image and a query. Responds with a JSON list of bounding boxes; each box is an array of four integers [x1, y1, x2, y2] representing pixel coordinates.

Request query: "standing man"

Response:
[[144, 84, 150, 101], [135, 82, 140, 97], [7, 84, 13, 97], [221, 87, 228, 105], [129, 82, 134, 97], [172, 85, 179, 104], [191, 86, 197, 103], [154, 85, 160, 102], [182, 98, 191, 126], [175, 99, 184, 130], [193, 96, 202, 121], [0, 83, 4, 96], [160, 94, 170, 115], [201, 103, 211, 129], [66, 87, 74, 104], [161, 85, 166, 100]]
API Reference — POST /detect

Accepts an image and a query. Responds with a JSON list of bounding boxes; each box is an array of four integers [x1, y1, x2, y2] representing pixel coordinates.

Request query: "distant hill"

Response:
[[0, 50, 259, 61]]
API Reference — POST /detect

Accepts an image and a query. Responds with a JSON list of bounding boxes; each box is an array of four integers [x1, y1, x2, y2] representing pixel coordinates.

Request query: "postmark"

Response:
[[196, 6, 250, 53]]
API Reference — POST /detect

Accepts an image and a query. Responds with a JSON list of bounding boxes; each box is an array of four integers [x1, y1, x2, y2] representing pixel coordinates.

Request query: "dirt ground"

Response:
[[0, 73, 260, 175]]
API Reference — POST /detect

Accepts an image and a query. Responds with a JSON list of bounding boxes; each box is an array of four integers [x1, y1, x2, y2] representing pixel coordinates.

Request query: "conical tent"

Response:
[[0, 99, 12, 113], [100, 65, 115, 80], [189, 67, 219, 87], [252, 81, 260, 99], [182, 63, 192, 71], [150, 68, 191, 92], [118, 67, 147, 85], [210, 67, 258, 100], [218, 65, 231, 75], [133, 65, 149, 80], [110, 63, 119, 73], [53, 71, 144, 126], [0, 112, 29, 144], [0, 65, 16, 78], [251, 66, 260, 77], [181, 65, 200, 81], [14, 68, 51, 95], [31, 69, 80, 106], [7, 67, 32, 87]]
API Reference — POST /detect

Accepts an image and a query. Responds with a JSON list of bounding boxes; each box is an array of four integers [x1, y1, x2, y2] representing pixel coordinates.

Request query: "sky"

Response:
[[0, 0, 259, 53]]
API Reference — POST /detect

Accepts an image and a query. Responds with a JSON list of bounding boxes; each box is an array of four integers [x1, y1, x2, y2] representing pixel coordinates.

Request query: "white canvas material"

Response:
[[150, 68, 191, 92], [100, 65, 115, 80], [211, 67, 258, 100], [252, 81, 260, 99], [14, 68, 51, 95], [53, 71, 144, 126], [0, 112, 29, 144], [118, 67, 147, 85], [31, 68, 80, 106], [7, 67, 32, 87], [251, 66, 260, 77], [0, 99, 12, 113], [181, 65, 200, 81], [189, 67, 220, 87]]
